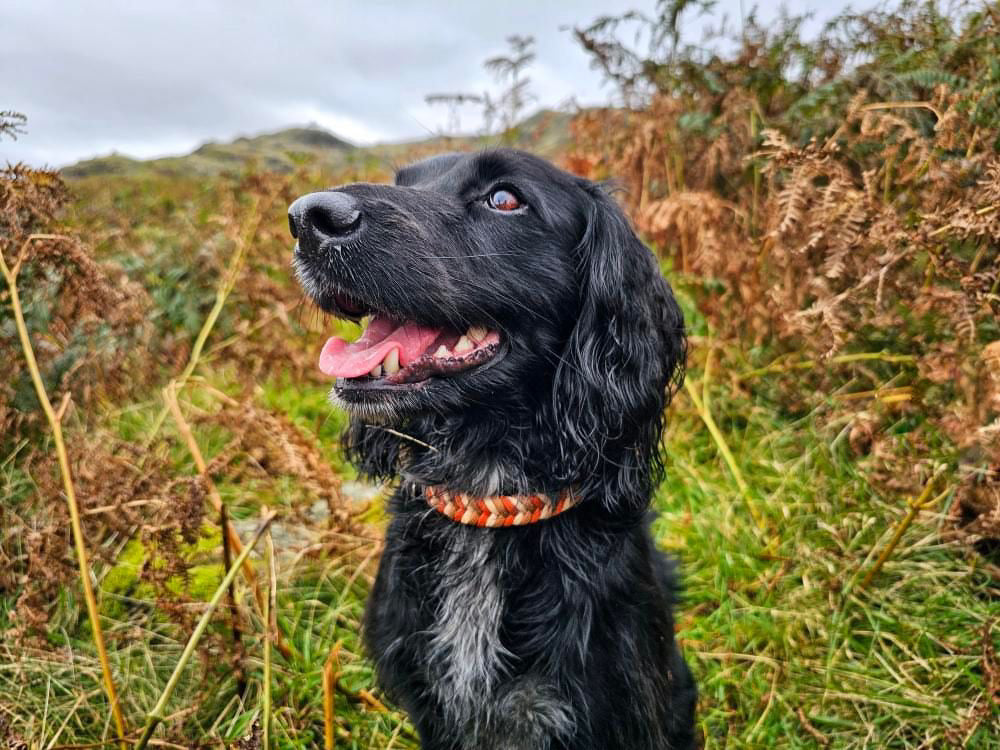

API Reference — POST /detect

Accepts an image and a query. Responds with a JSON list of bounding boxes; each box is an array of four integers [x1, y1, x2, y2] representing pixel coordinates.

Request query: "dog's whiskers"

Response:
[[364, 424, 440, 453], [414, 253, 520, 259]]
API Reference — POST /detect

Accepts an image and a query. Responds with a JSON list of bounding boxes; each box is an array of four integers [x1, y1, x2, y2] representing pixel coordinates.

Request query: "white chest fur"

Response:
[[426, 529, 510, 740]]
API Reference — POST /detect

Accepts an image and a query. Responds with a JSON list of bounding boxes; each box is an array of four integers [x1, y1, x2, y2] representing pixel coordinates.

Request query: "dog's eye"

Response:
[[487, 188, 523, 212]]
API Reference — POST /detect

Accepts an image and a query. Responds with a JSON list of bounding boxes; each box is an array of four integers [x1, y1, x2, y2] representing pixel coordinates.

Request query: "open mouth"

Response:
[[317, 294, 502, 387]]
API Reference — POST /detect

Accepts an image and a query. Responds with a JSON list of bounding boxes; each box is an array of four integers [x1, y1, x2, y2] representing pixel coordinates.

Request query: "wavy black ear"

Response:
[[551, 183, 686, 514]]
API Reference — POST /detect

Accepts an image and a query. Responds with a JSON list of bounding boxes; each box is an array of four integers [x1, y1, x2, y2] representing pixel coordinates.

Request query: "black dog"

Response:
[[289, 149, 695, 750]]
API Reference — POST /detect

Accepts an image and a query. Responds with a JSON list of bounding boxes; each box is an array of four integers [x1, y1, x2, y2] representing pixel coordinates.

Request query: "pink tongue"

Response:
[[319, 315, 441, 378]]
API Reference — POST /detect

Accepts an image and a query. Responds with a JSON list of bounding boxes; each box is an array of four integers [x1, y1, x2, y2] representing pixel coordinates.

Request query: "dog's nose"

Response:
[[288, 191, 361, 241]]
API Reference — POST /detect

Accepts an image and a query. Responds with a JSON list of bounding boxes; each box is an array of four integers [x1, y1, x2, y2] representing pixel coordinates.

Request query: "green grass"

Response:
[[4, 349, 995, 747], [657, 370, 998, 748], [1, 557, 415, 748]]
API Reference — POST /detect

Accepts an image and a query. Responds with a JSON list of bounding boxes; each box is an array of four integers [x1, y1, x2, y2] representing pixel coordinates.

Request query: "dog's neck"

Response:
[[351, 404, 568, 494], [347, 398, 656, 522]]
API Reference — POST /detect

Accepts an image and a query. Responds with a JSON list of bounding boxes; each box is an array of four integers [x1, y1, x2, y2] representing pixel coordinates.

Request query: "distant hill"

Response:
[[63, 109, 575, 179], [63, 125, 357, 178]]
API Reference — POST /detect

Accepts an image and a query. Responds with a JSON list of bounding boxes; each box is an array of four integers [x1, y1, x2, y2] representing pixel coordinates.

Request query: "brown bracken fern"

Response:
[[569, 0, 1000, 562]]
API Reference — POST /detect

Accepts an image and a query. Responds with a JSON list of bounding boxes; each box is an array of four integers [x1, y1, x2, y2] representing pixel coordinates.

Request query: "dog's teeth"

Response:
[[369, 364, 382, 377], [454, 335, 473, 354], [434, 345, 451, 358], [467, 326, 487, 343], [383, 348, 400, 374]]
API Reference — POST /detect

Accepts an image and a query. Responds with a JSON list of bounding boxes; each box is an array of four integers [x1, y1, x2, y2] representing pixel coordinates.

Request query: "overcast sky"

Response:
[[2, 1, 853, 168]]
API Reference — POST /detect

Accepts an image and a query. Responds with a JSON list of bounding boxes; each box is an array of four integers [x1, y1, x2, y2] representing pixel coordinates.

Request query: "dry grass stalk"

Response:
[[162, 382, 293, 660], [738, 351, 917, 381], [0, 236, 128, 750], [356, 689, 389, 713], [860, 468, 949, 589], [683, 348, 763, 530], [323, 641, 343, 750], [220, 503, 246, 697], [262, 512, 276, 750], [795, 707, 831, 746], [134, 511, 277, 750]]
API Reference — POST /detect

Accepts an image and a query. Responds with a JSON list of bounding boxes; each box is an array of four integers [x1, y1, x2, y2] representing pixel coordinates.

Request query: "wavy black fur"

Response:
[[290, 149, 695, 750]]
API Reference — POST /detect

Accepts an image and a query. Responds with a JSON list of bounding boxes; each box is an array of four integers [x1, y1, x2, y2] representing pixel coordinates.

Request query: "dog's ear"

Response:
[[550, 183, 686, 514]]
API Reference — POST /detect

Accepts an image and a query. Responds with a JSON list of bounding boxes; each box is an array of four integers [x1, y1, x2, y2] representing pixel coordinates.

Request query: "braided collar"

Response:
[[424, 486, 579, 527]]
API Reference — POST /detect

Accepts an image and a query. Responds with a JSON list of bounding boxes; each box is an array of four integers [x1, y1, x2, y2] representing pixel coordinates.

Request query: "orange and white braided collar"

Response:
[[424, 486, 579, 527]]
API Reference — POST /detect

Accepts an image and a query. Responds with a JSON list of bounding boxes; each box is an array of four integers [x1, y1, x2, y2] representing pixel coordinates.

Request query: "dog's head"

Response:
[[290, 149, 685, 507]]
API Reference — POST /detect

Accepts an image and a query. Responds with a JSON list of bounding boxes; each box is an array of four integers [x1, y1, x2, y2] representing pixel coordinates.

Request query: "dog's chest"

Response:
[[425, 530, 508, 737]]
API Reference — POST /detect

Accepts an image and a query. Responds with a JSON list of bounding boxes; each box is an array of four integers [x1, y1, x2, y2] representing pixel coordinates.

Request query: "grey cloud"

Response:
[[1, 0, 849, 167]]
